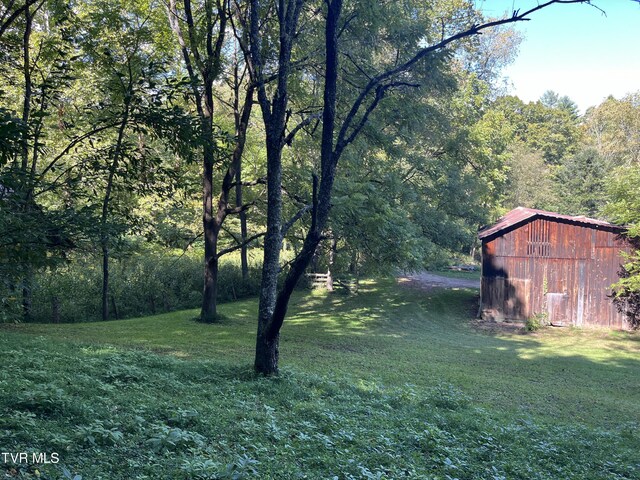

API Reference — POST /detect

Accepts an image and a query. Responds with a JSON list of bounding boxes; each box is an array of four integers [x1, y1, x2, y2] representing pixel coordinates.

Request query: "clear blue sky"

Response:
[[477, 0, 640, 112]]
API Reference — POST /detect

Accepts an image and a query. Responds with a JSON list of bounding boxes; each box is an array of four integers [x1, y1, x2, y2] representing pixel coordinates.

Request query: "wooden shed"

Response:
[[478, 207, 631, 329]]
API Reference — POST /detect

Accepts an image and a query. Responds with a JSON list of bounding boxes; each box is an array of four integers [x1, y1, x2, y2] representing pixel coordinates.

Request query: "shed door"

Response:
[[546, 292, 569, 326]]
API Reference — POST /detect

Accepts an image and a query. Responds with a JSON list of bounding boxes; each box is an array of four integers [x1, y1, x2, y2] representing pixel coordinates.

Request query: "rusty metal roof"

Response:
[[478, 207, 625, 239]]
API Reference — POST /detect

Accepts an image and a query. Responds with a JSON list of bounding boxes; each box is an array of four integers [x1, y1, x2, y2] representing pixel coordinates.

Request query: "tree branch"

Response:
[[225, 201, 254, 215], [281, 203, 312, 238], [38, 122, 120, 181], [183, 0, 206, 74], [335, 0, 592, 157], [282, 111, 322, 146], [167, 0, 204, 116], [221, 223, 242, 245], [232, 176, 267, 188], [217, 231, 265, 258], [281, 183, 307, 205], [166, 231, 204, 270], [0, 0, 41, 39]]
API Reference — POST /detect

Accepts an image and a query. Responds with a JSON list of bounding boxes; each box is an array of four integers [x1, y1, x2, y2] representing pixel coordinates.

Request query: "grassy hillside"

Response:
[[2, 279, 639, 479]]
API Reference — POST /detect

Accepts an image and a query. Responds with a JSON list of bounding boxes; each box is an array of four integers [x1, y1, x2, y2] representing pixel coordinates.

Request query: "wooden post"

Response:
[[326, 236, 337, 292]]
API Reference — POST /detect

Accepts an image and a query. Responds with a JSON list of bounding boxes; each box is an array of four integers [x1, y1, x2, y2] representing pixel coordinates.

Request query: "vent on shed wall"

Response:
[[527, 220, 551, 257]]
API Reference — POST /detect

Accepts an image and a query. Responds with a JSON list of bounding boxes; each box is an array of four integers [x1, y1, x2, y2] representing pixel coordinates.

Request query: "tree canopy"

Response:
[[1, 0, 638, 347]]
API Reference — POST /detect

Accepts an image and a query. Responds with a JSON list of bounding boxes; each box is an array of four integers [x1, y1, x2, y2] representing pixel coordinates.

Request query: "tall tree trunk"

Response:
[[248, 0, 318, 374], [167, 0, 229, 322], [253, 0, 339, 375], [254, 140, 285, 373], [201, 80, 253, 322], [20, 3, 31, 172], [20, 3, 33, 321], [101, 243, 110, 320], [232, 48, 250, 282], [101, 103, 130, 321], [200, 117, 218, 322], [51, 296, 60, 324], [249, 0, 297, 335], [21, 278, 32, 321]]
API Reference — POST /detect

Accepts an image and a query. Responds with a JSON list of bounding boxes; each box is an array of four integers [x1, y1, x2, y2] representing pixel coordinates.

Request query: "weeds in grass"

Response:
[[526, 311, 549, 331], [2, 282, 639, 479], [75, 421, 124, 446], [1, 332, 639, 479]]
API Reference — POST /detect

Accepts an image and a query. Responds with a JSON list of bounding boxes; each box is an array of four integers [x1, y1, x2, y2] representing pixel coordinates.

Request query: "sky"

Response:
[[477, 0, 640, 112]]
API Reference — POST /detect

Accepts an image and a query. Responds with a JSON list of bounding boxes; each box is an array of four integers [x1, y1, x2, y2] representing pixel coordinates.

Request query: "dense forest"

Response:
[[1, 1, 639, 368]]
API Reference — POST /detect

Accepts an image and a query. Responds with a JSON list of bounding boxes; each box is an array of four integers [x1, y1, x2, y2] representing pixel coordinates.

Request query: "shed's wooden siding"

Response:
[[480, 218, 630, 328]]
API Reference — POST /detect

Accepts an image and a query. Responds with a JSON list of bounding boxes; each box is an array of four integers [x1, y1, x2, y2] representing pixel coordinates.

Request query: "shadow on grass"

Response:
[[281, 279, 640, 425], [3, 277, 639, 429]]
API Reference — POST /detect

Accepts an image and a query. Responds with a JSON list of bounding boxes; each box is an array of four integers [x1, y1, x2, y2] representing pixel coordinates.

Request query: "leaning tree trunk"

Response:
[[253, 0, 339, 375], [252, 0, 593, 374], [251, 0, 334, 375]]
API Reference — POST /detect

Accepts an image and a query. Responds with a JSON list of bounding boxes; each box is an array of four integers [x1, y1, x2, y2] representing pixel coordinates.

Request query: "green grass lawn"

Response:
[[2, 279, 639, 479], [432, 268, 481, 280]]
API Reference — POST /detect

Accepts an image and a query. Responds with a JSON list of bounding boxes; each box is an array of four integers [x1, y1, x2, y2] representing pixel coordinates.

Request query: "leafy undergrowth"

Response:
[[2, 279, 640, 478], [2, 334, 639, 480]]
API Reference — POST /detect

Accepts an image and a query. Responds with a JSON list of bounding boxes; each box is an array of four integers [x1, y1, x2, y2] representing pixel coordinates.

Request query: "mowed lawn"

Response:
[[2, 278, 639, 479]]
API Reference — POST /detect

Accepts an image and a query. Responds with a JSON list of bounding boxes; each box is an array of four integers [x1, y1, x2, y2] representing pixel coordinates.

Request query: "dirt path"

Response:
[[398, 271, 529, 334], [398, 271, 480, 290]]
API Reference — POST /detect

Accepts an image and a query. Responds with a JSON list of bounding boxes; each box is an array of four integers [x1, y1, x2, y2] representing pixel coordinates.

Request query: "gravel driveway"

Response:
[[398, 271, 480, 290]]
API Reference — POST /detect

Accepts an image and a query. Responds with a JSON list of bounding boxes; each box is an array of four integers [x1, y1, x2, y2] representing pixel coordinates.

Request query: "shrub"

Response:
[[76, 421, 124, 446], [0, 274, 26, 323], [14, 384, 72, 416], [27, 250, 263, 323], [611, 259, 640, 330], [525, 312, 549, 332], [146, 424, 206, 452]]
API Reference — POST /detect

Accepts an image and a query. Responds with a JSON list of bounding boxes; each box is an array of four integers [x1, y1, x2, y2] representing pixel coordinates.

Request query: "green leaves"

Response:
[[606, 164, 640, 328], [492, 95, 581, 165], [554, 148, 607, 217], [0, 108, 26, 166]]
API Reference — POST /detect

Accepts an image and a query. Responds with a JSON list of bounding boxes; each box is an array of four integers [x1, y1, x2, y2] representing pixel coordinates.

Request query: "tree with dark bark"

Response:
[[249, 0, 601, 375], [248, 0, 306, 374], [168, 0, 259, 322]]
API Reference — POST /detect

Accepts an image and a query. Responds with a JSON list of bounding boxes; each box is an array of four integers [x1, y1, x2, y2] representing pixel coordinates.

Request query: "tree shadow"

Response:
[[480, 253, 527, 321]]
